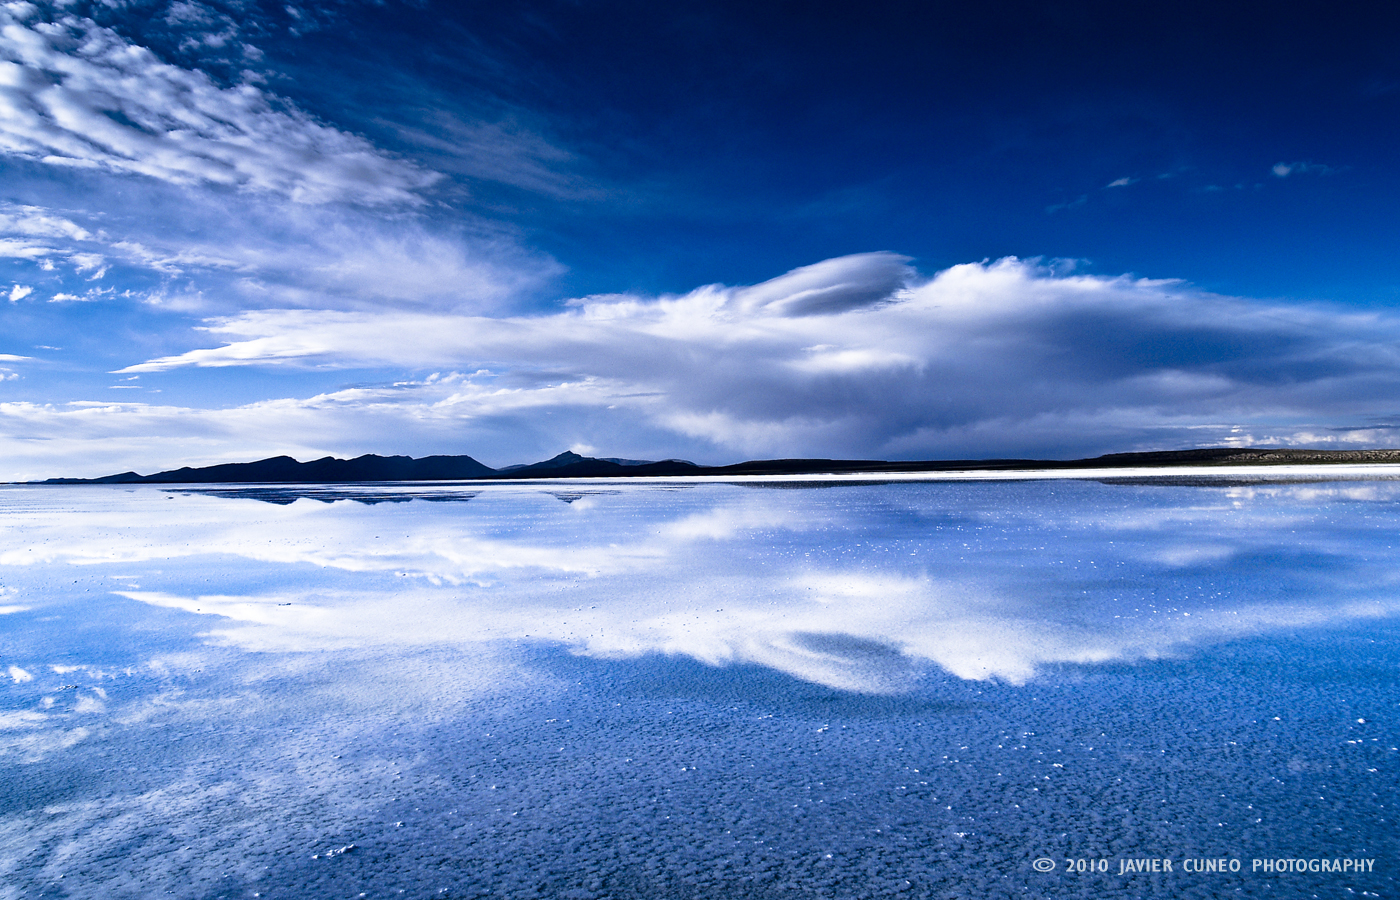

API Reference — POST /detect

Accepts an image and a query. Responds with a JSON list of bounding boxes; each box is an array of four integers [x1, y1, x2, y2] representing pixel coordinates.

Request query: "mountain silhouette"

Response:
[[42, 453, 497, 484], [35, 447, 1400, 485]]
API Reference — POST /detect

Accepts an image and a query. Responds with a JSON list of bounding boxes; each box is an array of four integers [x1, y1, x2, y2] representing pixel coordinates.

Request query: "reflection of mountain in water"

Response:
[[169, 487, 481, 506], [13, 475, 1400, 689], [43, 450, 703, 485], [547, 490, 622, 504], [174, 485, 641, 506]]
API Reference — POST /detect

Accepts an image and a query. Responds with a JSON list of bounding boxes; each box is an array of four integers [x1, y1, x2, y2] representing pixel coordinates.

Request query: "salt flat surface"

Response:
[[0, 475, 1395, 898], [475, 461, 1400, 483]]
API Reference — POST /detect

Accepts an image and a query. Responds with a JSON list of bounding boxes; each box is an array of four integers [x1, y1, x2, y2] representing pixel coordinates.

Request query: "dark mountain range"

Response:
[[32, 447, 1400, 486], [40, 453, 497, 484]]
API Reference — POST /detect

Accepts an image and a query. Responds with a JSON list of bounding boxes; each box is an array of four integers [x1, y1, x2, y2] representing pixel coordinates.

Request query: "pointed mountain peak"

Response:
[[520, 451, 591, 469]]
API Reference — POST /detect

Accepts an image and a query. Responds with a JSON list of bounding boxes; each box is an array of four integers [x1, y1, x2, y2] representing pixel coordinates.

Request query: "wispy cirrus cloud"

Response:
[[0, 203, 106, 279], [0, 6, 564, 314], [0, 5, 438, 205], [0, 203, 91, 242], [115, 202, 557, 312], [0, 192, 556, 312], [391, 110, 601, 201], [1271, 160, 1341, 178]]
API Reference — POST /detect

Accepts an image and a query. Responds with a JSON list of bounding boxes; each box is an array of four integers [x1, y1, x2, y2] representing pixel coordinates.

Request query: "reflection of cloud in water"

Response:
[[0, 645, 525, 893], [3, 478, 1400, 691]]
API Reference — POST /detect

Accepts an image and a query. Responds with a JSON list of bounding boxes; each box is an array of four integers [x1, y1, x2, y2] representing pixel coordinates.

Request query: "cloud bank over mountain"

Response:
[[1, 2, 1398, 479], [122, 254, 1400, 457], [5, 252, 1400, 479]]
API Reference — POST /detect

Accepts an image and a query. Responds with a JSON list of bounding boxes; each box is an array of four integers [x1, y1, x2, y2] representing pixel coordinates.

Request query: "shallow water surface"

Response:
[[0, 475, 1395, 898]]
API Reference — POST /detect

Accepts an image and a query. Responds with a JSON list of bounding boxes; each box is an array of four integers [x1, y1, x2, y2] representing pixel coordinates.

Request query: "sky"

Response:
[[1, 0, 1399, 478]]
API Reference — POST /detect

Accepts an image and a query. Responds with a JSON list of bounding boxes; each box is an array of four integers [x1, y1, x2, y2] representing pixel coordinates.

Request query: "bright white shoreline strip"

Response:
[[482, 462, 1400, 485]]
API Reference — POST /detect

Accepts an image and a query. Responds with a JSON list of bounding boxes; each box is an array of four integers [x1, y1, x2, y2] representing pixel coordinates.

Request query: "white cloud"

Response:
[[77, 253, 1400, 464], [8, 284, 32, 301], [0, 255, 1395, 479], [3, 481, 1395, 689], [0, 388, 568, 479], [70, 251, 104, 272], [0, 203, 91, 240], [1046, 194, 1088, 213], [0, 6, 438, 205], [728, 252, 912, 316], [1271, 160, 1338, 178], [0, 194, 556, 313], [393, 111, 599, 200], [0, 202, 118, 280], [0, 237, 54, 259], [200, 209, 557, 311], [0, 15, 561, 318]]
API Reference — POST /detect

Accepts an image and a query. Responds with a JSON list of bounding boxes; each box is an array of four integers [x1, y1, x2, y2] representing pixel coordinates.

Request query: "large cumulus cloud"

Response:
[[89, 253, 1400, 465], [5, 251, 1397, 480]]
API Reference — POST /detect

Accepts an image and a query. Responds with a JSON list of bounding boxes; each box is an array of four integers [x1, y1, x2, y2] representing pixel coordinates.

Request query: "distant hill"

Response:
[[41, 453, 498, 484], [32, 447, 1400, 486]]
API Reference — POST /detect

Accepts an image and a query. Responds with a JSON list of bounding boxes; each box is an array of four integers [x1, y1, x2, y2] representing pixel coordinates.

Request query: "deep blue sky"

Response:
[[2, 0, 1400, 477], [270, 0, 1400, 303]]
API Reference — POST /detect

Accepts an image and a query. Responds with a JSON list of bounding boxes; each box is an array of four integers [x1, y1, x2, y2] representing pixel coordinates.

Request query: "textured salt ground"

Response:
[[2, 477, 1398, 898], [2, 625, 1395, 900]]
